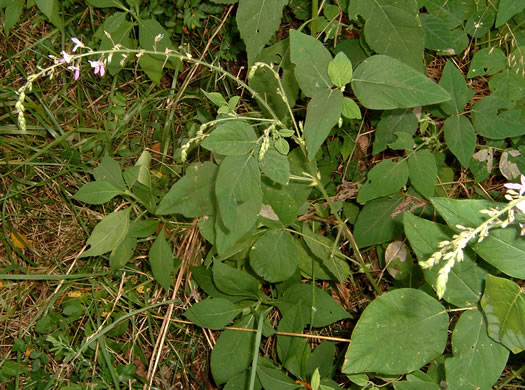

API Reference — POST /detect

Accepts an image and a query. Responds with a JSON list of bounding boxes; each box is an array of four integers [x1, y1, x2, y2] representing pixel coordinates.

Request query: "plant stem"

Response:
[[312, 0, 319, 36]]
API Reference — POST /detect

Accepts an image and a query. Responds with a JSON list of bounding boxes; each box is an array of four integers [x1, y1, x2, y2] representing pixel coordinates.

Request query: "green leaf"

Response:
[[212, 261, 260, 299], [403, 213, 488, 307], [438, 61, 475, 116], [202, 121, 257, 155], [443, 115, 476, 168], [342, 289, 448, 375], [481, 275, 525, 354], [138, 18, 177, 66], [34, 0, 62, 29], [3, 0, 23, 33], [424, 0, 465, 29], [357, 159, 409, 204], [211, 316, 256, 385], [301, 224, 350, 284], [149, 231, 175, 291], [420, 14, 456, 52], [261, 180, 298, 226], [471, 96, 525, 139], [138, 54, 163, 85], [87, 0, 126, 8], [236, 0, 288, 65], [431, 198, 525, 278], [257, 366, 301, 389], [277, 283, 351, 328], [341, 97, 361, 119], [352, 55, 450, 110], [306, 342, 336, 378], [465, 8, 495, 38], [184, 297, 242, 330], [408, 150, 437, 198], [109, 236, 136, 269], [135, 150, 152, 189], [215, 154, 261, 231], [348, 0, 424, 70], [467, 47, 507, 78], [304, 88, 343, 160], [93, 156, 126, 191], [373, 109, 418, 155], [445, 310, 509, 390], [290, 30, 333, 97], [489, 68, 525, 104], [277, 304, 309, 377], [328, 52, 353, 87], [99, 12, 134, 75], [354, 195, 404, 248], [250, 229, 299, 283], [73, 181, 122, 204], [260, 146, 290, 185], [496, 0, 525, 26], [202, 90, 227, 107], [156, 162, 218, 217], [81, 208, 130, 257]]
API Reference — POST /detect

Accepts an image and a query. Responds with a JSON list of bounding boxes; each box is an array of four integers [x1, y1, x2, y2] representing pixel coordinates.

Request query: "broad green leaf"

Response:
[[305, 342, 336, 378], [357, 159, 409, 204], [481, 275, 525, 353], [297, 239, 334, 281], [341, 97, 361, 119], [191, 266, 243, 303], [81, 208, 130, 257], [277, 304, 309, 377], [99, 12, 134, 75], [73, 181, 122, 204], [508, 46, 525, 79], [431, 198, 525, 278], [290, 30, 333, 97], [304, 88, 343, 160], [201, 121, 257, 155], [262, 180, 298, 226], [342, 289, 448, 375], [260, 146, 290, 185], [138, 54, 163, 85], [352, 55, 451, 110], [224, 372, 262, 390], [156, 162, 218, 217], [496, 0, 525, 26], [211, 316, 256, 385], [467, 47, 506, 78], [445, 310, 509, 390], [236, 0, 287, 65], [183, 297, 242, 330], [471, 96, 525, 139], [216, 154, 261, 231], [149, 231, 176, 291], [277, 283, 351, 328], [388, 132, 414, 150], [438, 61, 475, 115], [250, 229, 299, 283], [373, 109, 418, 155], [420, 14, 456, 52], [403, 213, 487, 307], [109, 236, 136, 269], [257, 366, 301, 389], [34, 0, 62, 29], [354, 195, 404, 248], [301, 224, 350, 283], [408, 150, 437, 198], [215, 189, 261, 257], [93, 156, 126, 190], [202, 90, 227, 107], [134, 150, 152, 189], [443, 115, 476, 168], [212, 261, 260, 299], [87, 0, 126, 8], [128, 219, 158, 238], [424, 0, 465, 29], [3, 0, 23, 34], [348, 0, 424, 70], [489, 69, 525, 103], [138, 18, 177, 67], [328, 52, 353, 87], [465, 8, 495, 38]]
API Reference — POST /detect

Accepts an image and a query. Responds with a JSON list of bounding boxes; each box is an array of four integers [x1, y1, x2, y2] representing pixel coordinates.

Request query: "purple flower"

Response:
[[59, 51, 73, 63], [89, 60, 105, 77], [71, 37, 84, 52], [504, 174, 525, 197], [67, 65, 80, 80]]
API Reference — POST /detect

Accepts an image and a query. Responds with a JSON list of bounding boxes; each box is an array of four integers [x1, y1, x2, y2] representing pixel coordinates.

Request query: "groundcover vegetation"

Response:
[[1, 0, 525, 388]]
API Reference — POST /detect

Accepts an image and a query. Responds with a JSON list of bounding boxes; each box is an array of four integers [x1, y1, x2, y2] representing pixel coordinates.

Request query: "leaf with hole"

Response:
[[481, 275, 525, 353], [342, 289, 448, 375], [81, 208, 130, 257], [352, 55, 450, 110], [201, 121, 257, 155], [471, 96, 525, 139], [467, 47, 506, 78]]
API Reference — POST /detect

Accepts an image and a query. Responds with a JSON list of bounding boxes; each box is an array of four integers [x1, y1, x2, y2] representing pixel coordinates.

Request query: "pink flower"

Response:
[[89, 60, 105, 76], [59, 51, 73, 63], [504, 174, 525, 197], [71, 37, 84, 52], [67, 65, 80, 80]]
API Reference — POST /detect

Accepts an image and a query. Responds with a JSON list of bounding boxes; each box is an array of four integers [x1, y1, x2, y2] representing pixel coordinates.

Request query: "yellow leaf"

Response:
[[10, 231, 30, 249], [68, 291, 83, 298]]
